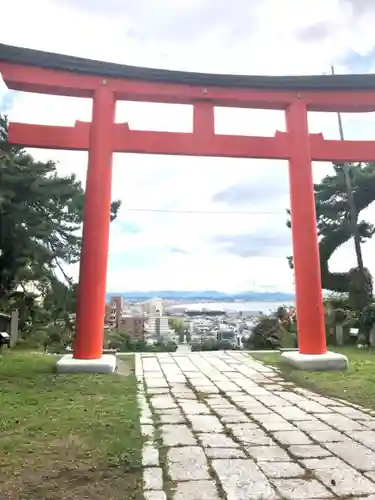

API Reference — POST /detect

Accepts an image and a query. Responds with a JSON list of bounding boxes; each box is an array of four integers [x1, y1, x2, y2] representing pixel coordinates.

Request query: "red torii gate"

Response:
[[2, 44, 375, 371]]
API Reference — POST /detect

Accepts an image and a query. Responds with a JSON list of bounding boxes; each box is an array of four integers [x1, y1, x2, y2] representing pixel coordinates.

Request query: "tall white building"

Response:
[[142, 298, 163, 316], [144, 315, 175, 342]]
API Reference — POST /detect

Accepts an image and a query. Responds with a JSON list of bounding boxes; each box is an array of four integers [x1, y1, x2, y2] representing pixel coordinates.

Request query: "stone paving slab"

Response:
[[173, 480, 220, 500], [138, 351, 375, 499]]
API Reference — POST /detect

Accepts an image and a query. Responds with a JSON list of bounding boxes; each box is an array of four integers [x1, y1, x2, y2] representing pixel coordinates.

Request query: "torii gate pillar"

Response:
[[281, 100, 348, 371], [58, 84, 117, 373]]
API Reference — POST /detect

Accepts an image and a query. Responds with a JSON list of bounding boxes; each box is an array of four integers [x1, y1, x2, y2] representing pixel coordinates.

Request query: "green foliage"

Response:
[[218, 340, 236, 350], [4, 280, 78, 352], [358, 302, 375, 344], [105, 330, 177, 352], [360, 303, 375, 329], [323, 292, 350, 311], [190, 339, 232, 351], [0, 290, 39, 331], [245, 316, 282, 350], [243, 308, 298, 350], [323, 295, 361, 346], [178, 330, 185, 343], [168, 317, 185, 342], [347, 267, 373, 311], [168, 317, 184, 333], [279, 323, 298, 349], [0, 114, 120, 300], [333, 308, 347, 324], [202, 339, 220, 350], [0, 114, 121, 347], [276, 306, 288, 320], [14, 323, 73, 353], [1, 116, 80, 297], [105, 330, 145, 352], [190, 342, 201, 351], [162, 341, 178, 352]]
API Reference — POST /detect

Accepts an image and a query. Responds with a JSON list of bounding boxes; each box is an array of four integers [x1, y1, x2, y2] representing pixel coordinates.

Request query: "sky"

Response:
[[2, 0, 375, 293]]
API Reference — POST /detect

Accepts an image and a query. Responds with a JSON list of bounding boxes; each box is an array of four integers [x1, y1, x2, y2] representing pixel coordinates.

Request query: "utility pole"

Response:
[[331, 66, 367, 292]]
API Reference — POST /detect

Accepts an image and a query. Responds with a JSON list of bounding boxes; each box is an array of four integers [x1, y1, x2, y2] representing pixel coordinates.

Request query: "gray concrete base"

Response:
[[281, 350, 349, 371], [56, 354, 117, 373]]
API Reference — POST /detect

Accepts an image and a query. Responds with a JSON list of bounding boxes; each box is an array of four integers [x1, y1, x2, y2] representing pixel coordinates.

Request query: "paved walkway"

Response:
[[136, 351, 375, 500]]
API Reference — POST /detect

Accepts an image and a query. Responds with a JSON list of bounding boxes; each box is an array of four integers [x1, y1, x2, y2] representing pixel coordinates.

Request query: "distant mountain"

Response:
[[106, 290, 295, 301]]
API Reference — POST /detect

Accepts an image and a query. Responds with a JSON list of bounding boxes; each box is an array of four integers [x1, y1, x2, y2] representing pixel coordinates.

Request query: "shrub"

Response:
[[279, 325, 298, 349], [14, 324, 73, 353], [190, 339, 230, 351], [148, 341, 177, 353], [333, 308, 347, 324], [323, 294, 363, 346], [276, 306, 288, 320], [105, 329, 177, 352], [323, 293, 350, 311], [357, 302, 375, 346], [202, 339, 220, 351], [245, 315, 281, 350], [130, 339, 147, 352], [165, 341, 178, 352], [217, 340, 233, 350], [190, 342, 201, 352], [360, 303, 375, 329]]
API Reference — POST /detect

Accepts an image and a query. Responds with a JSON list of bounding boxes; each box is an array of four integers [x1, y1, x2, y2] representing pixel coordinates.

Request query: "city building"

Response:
[[104, 295, 125, 329], [142, 298, 163, 316], [119, 315, 145, 340], [144, 315, 175, 342]]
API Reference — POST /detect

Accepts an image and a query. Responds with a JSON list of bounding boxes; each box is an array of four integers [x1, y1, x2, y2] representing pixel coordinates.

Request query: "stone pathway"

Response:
[[135, 350, 375, 499]]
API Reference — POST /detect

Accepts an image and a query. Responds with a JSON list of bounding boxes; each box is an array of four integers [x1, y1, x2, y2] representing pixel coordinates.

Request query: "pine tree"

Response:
[[287, 162, 375, 309], [0, 114, 120, 300]]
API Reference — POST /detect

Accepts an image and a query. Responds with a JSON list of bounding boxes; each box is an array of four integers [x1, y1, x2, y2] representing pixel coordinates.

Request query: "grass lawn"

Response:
[[251, 347, 375, 410], [0, 352, 142, 500]]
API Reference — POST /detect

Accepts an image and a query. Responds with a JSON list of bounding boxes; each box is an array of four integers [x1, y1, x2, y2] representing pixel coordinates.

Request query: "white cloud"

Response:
[[2, 0, 375, 292]]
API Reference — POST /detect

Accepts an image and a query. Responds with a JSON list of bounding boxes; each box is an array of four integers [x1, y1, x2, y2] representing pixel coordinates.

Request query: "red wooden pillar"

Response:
[[193, 102, 215, 136], [73, 83, 115, 359], [286, 99, 326, 355]]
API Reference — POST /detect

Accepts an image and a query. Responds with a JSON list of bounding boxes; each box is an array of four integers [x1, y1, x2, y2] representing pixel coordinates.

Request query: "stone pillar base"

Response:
[[56, 354, 117, 373], [281, 351, 349, 371]]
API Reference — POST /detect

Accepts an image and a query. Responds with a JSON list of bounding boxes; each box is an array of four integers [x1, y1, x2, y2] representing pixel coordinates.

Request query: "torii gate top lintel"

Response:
[[1, 43, 375, 112]]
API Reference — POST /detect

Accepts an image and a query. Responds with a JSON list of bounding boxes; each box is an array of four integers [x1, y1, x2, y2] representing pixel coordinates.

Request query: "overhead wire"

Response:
[[122, 208, 286, 215]]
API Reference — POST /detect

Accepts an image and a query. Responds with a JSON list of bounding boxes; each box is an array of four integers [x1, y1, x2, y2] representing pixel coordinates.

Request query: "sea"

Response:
[[167, 301, 295, 314]]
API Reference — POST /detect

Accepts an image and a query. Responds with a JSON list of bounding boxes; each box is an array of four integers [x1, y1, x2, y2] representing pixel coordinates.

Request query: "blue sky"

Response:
[[0, 91, 15, 113], [2, 0, 375, 292], [341, 48, 375, 72]]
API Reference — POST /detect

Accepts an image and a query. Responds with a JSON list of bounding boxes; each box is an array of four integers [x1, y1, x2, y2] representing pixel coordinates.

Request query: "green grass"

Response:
[[0, 352, 142, 500], [251, 347, 375, 410]]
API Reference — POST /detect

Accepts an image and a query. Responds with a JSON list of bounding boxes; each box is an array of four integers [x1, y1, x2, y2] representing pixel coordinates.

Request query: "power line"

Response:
[[123, 208, 287, 215]]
